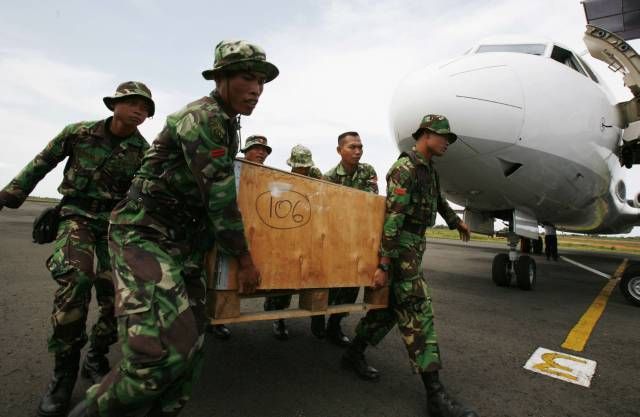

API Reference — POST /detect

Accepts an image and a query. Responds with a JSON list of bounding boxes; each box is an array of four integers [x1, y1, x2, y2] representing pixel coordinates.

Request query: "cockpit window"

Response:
[[550, 46, 588, 77], [577, 55, 600, 83], [476, 44, 547, 55]]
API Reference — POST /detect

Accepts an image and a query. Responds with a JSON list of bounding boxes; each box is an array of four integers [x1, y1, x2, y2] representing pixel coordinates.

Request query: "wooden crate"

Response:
[[206, 159, 389, 323]]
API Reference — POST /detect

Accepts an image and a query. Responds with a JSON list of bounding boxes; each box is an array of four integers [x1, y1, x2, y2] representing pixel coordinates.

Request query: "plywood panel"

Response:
[[208, 159, 386, 290]]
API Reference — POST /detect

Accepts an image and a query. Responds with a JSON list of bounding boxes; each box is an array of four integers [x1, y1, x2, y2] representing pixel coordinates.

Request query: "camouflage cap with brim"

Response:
[[202, 40, 279, 83], [241, 135, 272, 154], [287, 144, 315, 168], [103, 81, 155, 117], [413, 114, 457, 143]]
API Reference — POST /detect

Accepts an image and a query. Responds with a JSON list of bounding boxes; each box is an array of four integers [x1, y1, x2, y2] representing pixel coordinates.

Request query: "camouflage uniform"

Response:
[[324, 161, 378, 310], [0, 103, 150, 357], [79, 41, 278, 417], [353, 119, 460, 373], [264, 145, 322, 312]]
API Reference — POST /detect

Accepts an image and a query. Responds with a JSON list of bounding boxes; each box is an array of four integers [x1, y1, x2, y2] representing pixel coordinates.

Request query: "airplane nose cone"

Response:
[[390, 55, 525, 159]]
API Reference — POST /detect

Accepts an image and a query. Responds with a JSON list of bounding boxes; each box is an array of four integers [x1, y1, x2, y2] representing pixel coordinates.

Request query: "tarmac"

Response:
[[1, 201, 639, 417]]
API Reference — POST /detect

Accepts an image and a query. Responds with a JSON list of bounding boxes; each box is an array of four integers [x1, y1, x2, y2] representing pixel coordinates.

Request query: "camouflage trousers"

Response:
[[354, 247, 441, 373], [46, 215, 117, 354], [83, 225, 207, 417]]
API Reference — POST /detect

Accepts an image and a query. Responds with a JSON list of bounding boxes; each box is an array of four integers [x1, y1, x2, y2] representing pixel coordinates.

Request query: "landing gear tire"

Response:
[[492, 253, 511, 287], [620, 263, 640, 307], [516, 255, 536, 291]]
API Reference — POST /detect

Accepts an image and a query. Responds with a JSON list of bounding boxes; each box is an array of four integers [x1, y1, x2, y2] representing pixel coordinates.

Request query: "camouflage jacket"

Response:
[[0, 118, 148, 221], [323, 162, 378, 193], [380, 149, 460, 258], [111, 91, 249, 256], [305, 166, 323, 179]]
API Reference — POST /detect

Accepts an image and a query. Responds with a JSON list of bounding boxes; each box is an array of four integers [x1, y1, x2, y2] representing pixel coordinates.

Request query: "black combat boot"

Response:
[[326, 315, 351, 347], [272, 319, 289, 340], [422, 371, 478, 417], [66, 400, 89, 417], [211, 324, 232, 340], [341, 335, 380, 381], [310, 315, 326, 339], [80, 345, 110, 384], [37, 350, 80, 417]]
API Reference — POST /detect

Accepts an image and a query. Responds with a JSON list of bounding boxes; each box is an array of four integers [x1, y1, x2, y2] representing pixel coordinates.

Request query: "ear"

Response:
[[336, 145, 341, 154]]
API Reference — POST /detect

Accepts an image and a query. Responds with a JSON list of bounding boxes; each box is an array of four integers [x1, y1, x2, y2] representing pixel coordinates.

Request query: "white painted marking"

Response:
[[268, 181, 292, 197], [560, 256, 610, 279], [524, 347, 597, 388]]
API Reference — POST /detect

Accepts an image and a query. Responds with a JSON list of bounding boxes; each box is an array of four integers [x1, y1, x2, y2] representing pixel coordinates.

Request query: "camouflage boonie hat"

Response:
[[202, 40, 279, 83], [286, 144, 315, 168], [241, 135, 272, 154], [413, 114, 457, 143], [103, 81, 155, 117]]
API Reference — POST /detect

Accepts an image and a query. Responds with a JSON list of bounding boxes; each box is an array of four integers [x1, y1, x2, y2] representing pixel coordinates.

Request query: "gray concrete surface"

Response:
[[1, 201, 639, 417]]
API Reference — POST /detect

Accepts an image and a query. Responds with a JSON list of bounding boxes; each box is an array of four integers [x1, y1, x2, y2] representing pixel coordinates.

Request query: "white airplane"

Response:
[[389, 25, 640, 306]]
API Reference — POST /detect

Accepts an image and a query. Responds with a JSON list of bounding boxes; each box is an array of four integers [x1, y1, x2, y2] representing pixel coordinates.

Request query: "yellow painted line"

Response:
[[561, 259, 628, 352]]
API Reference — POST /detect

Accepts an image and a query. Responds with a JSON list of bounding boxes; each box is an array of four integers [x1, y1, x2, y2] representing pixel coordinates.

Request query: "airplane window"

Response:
[[551, 46, 588, 77], [476, 44, 546, 55], [577, 56, 600, 83]]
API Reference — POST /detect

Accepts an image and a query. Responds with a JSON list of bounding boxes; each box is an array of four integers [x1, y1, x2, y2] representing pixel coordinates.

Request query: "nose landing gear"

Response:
[[492, 233, 536, 290]]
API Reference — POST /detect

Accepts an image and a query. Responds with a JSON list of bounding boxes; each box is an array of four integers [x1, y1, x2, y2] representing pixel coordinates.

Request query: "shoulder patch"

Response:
[[394, 187, 407, 196], [211, 148, 226, 158]]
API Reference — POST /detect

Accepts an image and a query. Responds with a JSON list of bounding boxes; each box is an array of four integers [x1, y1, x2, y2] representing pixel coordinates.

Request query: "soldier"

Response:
[[341, 115, 477, 417], [313, 131, 378, 346], [209, 134, 273, 340], [0, 81, 154, 417], [263, 144, 322, 340], [241, 134, 272, 164], [67, 40, 275, 417]]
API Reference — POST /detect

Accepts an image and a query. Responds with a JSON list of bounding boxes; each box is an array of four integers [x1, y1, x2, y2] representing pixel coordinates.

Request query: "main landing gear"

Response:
[[492, 233, 536, 290]]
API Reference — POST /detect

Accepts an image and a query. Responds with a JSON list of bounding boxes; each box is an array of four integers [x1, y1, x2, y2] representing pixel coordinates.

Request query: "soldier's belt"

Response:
[[402, 221, 426, 236], [65, 197, 120, 213], [127, 184, 200, 241]]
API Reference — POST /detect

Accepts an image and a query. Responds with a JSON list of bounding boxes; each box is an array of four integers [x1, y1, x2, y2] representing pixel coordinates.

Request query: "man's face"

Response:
[[424, 132, 450, 157], [244, 145, 270, 164], [112, 97, 150, 127], [218, 71, 266, 116], [337, 135, 363, 166], [291, 166, 310, 175]]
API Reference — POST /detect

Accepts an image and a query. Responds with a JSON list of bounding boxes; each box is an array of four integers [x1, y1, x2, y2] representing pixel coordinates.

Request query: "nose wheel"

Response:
[[491, 233, 536, 291], [620, 262, 640, 306]]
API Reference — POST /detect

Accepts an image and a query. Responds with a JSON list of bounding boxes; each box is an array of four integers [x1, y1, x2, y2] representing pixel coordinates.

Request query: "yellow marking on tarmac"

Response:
[[532, 352, 588, 381], [561, 258, 628, 352]]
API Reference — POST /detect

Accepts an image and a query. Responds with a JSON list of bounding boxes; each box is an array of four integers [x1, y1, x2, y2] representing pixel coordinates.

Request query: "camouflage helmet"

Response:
[[412, 114, 457, 143], [286, 144, 315, 168], [241, 135, 272, 154], [103, 81, 155, 117], [202, 40, 279, 83]]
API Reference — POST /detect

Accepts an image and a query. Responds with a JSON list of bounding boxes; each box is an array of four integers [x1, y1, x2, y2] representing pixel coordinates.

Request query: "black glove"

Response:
[[0, 191, 20, 209]]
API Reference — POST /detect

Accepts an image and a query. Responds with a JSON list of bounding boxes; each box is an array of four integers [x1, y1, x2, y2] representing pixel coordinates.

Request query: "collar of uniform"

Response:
[[210, 90, 240, 130], [411, 147, 431, 167], [336, 162, 359, 177], [99, 117, 144, 147]]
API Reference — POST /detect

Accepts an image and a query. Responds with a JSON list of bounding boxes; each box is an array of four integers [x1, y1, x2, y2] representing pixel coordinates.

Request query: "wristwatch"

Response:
[[377, 263, 390, 272]]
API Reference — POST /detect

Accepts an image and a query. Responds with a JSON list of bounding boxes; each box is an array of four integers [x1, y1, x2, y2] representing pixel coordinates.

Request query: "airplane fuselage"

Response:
[[390, 39, 640, 234]]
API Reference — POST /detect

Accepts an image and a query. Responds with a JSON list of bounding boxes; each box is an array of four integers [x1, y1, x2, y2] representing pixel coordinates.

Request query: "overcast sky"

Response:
[[2, 0, 639, 233]]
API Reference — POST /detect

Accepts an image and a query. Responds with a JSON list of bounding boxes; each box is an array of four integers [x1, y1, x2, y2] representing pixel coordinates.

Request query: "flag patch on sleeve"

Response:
[[210, 148, 226, 158]]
